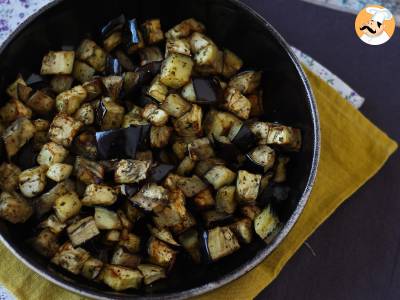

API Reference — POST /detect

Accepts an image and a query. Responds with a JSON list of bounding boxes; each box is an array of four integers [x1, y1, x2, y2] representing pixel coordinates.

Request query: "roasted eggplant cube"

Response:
[[0, 99, 32, 124], [224, 87, 251, 120], [266, 124, 302, 151], [193, 157, 224, 177], [254, 205, 279, 241], [193, 187, 215, 210], [82, 78, 104, 101], [31, 229, 59, 258], [229, 218, 253, 244], [37, 142, 68, 167], [81, 257, 103, 280], [150, 126, 173, 148], [176, 156, 196, 176], [204, 165, 236, 190], [2, 117, 36, 158], [26, 90, 55, 115], [94, 207, 122, 230], [102, 76, 123, 100], [49, 113, 82, 147], [165, 18, 205, 40], [178, 228, 202, 263], [173, 104, 203, 137], [82, 184, 118, 206], [222, 49, 243, 78], [137, 264, 166, 285], [153, 188, 195, 233], [203, 110, 241, 140], [46, 163, 73, 182], [56, 85, 87, 115], [98, 98, 125, 130], [176, 175, 207, 197], [139, 46, 163, 66], [241, 205, 261, 221], [141, 19, 164, 45], [74, 103, 95, 125], [165, 38, 191, 57], [161, 93, 191, 118], [18, 166, 47, 198], [40, 51, 75, 75], [0, 191, 32, 223], [130, 183, 168, 211], [32, 119, 50, 131], [76, 39, 107, 72], [274, 156, 290, 183], [147, 75, 168, 102], [148, 225, 179, 246], [38, 214, 66, 234], [35, 180, 75, 217], [51, 242, 90, 275], [142, 103, 168, 126], [188, 137, 215, 161], [246, 145, 276, 173], [228, 71, 262, 94], [216, 185, 237, 214], [53, 192, 82, 222], [160, 53, 194, 89], [0, 163, 21, 192], [181, 80, 196, 102], [162, 173, 181, 191], [119, 231, 141, 253], [207, 226, 240, 261], [248, 90, 264, 117], [72, 61, 95, 83], [111, 247, 141, 268], [67, 216, 100, 246], [101, 264, 143, 291], [103, 31, 123, 52], [171, 139, 188, 160], [6, 74, 26, 99], [104, 230, 121, 245], [248, 121, 269, 142], [50, 75, 74, 94], [114, 159, 151, 184], [17, 83, 33, 102], [118, 210, 133, 230], [236, 170, 262, 203], [74, 157, 104, 184], [147, 237, 177, 269], [122, 106, 148, 127]]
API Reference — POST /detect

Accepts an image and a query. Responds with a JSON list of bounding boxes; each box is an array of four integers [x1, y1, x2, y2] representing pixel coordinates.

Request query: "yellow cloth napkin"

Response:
[[0, 67, 397, 300]]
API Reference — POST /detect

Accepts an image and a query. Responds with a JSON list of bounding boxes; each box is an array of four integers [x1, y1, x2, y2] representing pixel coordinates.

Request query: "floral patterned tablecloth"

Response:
[[0, 1, 367, 299]]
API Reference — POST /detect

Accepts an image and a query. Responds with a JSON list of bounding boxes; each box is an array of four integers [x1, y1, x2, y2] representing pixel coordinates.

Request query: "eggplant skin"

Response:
[[207, 226, 240, 261]]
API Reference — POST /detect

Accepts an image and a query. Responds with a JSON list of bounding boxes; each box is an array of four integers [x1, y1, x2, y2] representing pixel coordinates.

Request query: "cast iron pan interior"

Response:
[[0, 0, 320, 298]]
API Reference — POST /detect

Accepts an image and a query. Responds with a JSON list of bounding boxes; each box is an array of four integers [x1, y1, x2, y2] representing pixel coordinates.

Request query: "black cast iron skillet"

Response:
[[0, 0, 320, 298]]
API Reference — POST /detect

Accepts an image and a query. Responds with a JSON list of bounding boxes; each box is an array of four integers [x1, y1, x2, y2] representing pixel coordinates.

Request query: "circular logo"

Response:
[[355, 5, 396, 45]]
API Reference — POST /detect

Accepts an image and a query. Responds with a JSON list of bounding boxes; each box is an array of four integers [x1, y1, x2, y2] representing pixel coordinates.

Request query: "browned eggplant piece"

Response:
[[105, 56, 123, 75], [101, 14, 126, 38], [0, 163, 21, 192], [96, 97, 125, 130], [136, 93, 157, 108], [114, 159, 151, 184], [136, 61, 162, 86], [17, 83, 33, 102], [141, 19, 164, 45], [139, 47, 163, 66], [67, 216, 100, 246], [82, 78, 104, 101], [72, 131, 97, 160], [137, 264, 166, 285], [3, 117, 36, 158], [130, 183, 168, 211], [74, 156, 104, 184], [95, 126, 146, 160], [248, 90, 264, 117], [192, 77, 220, 104], [193, 187, 215, 210], [147, 237, 177, 270], [229, 218, 253, 244], [31, 229, 59, 258], [51, 242, 90, 275], [11, 141, 38, 170], [150, 163, 175, 183], [229, 123, 257, 152], [244, 145, 276, 174], [207, 226, 240, 261], [111, 247, 141, 268]]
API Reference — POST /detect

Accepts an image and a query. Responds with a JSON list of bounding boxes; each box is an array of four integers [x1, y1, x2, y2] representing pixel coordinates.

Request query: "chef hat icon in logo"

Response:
[[355, 5, 396, 45]]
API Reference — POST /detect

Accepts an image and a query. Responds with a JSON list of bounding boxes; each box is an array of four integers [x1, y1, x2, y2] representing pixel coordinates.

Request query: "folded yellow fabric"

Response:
[[0, 67, 397, 300]]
